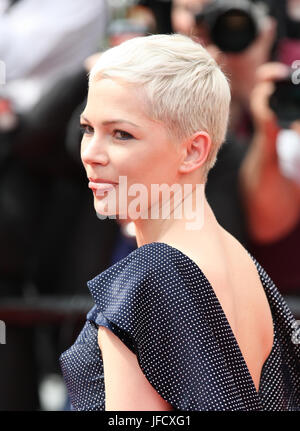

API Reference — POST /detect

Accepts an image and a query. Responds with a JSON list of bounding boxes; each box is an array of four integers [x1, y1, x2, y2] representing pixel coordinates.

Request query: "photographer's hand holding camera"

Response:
[[239, 62, 300, 243]]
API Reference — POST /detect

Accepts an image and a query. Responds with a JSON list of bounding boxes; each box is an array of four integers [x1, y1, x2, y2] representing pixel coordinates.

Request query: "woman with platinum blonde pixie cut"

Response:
[[60, 34, 300, 411]]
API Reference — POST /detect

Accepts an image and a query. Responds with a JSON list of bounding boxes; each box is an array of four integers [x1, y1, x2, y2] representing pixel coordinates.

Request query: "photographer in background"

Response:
[[237, 0, 300, 298], [239, 62, 300, 297], [193, 0, 277, 141], [183, 1, 277, 247], [189, 1, 300, 298]]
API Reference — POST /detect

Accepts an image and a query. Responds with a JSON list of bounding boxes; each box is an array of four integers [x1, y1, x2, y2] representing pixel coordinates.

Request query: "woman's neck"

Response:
[[133, 185, 220, 249]]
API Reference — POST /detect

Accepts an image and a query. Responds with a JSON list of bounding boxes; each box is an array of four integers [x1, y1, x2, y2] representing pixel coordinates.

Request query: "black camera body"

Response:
[[269, 67, 300, 128], [195, 0, 268, 53]]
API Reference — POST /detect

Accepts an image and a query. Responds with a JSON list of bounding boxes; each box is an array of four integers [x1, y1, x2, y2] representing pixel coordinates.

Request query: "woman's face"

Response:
[[80, 78, 183, 220]]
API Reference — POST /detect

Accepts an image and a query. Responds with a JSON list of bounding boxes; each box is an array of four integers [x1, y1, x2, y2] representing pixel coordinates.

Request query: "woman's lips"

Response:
[[88, 181, 118, 196]]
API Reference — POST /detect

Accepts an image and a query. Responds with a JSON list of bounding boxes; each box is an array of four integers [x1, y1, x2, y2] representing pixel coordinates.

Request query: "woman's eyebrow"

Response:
[[80, 114, 140, 128]]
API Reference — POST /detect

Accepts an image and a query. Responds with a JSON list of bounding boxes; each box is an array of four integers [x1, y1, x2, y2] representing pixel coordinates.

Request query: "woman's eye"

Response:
[[80, 124, 94, 136], [79, 125, 133, 141], [113, 130, 134, 141]]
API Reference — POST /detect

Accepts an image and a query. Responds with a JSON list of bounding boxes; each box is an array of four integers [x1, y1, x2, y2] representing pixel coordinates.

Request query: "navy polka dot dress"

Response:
[[59, 242, 300, 411]]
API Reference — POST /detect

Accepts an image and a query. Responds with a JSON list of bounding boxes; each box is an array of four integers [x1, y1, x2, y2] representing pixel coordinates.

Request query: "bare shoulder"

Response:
[[216, 227, 271, 313], [220, 227, 264, 283]]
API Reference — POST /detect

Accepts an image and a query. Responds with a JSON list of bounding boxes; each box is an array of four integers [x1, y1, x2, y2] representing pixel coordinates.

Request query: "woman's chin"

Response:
[[94, 204, 118, 219], [94, 198, 127, 219]]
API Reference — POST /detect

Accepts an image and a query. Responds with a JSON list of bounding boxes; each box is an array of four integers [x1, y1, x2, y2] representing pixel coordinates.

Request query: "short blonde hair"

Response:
[[89, 33, 231, 180]]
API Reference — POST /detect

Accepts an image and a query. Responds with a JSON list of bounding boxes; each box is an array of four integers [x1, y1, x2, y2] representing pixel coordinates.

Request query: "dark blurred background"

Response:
[[0, 0, 299, 410]]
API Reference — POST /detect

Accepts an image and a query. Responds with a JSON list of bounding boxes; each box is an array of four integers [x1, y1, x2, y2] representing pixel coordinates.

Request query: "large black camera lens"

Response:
[[195, 0, 266, 53], [212, 9, 257, 53]]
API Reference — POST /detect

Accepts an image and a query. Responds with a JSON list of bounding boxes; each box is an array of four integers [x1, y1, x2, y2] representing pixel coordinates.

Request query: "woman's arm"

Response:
[[98, 326, 174, 411]]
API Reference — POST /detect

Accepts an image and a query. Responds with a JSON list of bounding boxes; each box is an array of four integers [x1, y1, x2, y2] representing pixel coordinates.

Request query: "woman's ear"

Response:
[[179, 131, 211, 174]]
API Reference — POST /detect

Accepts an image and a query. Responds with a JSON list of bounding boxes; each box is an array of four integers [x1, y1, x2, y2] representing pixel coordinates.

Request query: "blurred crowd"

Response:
[[0, 0, 299, 411]]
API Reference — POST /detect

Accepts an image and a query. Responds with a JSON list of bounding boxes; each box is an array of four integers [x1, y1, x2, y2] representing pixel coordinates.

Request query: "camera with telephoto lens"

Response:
[[195, 0, 268, 53]]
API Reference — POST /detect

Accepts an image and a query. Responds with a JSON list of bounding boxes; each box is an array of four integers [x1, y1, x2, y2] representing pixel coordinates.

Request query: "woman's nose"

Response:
[[81, 136, 109, 166]]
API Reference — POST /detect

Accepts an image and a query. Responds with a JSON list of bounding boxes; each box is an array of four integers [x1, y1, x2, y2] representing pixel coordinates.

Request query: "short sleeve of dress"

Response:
[[85, 242, 253, 411]]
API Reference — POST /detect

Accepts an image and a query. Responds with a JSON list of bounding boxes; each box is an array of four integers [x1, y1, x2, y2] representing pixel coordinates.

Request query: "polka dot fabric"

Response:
[[59, 242, 300, 411]]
